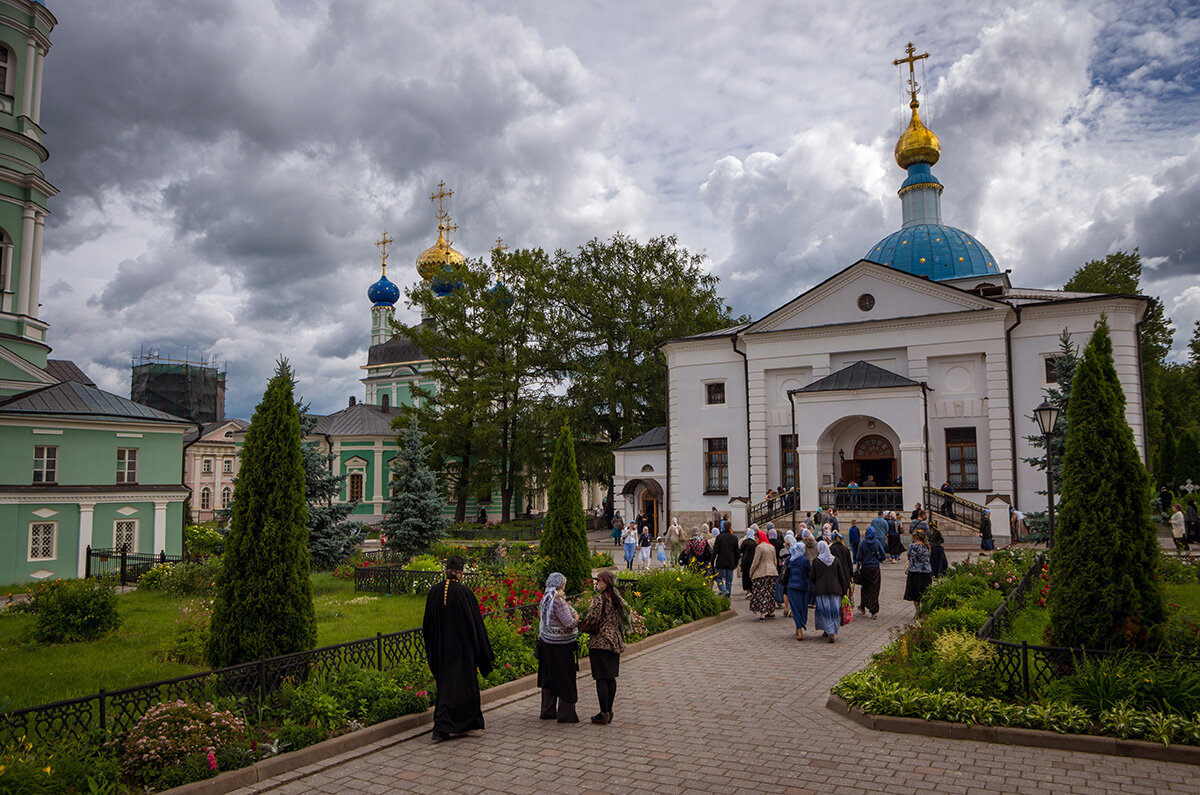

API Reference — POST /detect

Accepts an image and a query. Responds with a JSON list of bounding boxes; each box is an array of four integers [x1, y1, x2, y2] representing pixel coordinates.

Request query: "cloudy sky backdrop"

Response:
[[36, 0, 1200, 418]]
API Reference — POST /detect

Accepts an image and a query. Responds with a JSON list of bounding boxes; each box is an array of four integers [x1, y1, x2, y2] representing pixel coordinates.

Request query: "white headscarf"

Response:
[[700, 522, 710, 536], [783, 530, 797, 548], [540, 572, 566, 627], [817, 540, 835, 566], [744, 525, 756, 544], [821, 523, 832, 543]]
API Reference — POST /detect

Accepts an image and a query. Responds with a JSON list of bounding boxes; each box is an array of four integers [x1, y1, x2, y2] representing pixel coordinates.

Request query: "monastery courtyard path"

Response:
[[235, 551, 1197, 794]]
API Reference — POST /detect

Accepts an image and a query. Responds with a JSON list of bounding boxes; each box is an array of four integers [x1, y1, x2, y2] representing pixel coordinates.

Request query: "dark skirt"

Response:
[[903, 571, 933, 602], [741, 563, 753, 593], [859, 566, 881, 615], [589, 648, 620, 680], [750, 576, 778, 615], [887, 534, 905, 556], [536, 639, 578, 702], [930, 545, 948, 577]]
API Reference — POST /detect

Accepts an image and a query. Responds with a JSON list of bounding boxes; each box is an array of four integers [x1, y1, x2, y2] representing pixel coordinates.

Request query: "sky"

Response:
[[35, 0, 1200, 419]]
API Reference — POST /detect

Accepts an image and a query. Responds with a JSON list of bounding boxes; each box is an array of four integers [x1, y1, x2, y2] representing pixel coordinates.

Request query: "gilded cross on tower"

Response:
[[493, 237, 509, 278], [893, 42, 930, 106], [430, 180, 454, 222], [375, 229, 394, 272]]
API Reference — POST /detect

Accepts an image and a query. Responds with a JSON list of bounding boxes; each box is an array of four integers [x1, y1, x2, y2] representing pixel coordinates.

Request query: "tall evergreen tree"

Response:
[[382, 416, 447, 561], [206, 361, 316, 667], [299, 407, 358, 570], [1155, 430, 1177, 490], [1176, 431, 1200, 490], [540, 424, 591, 594], [1048, 319, 1163, 649]]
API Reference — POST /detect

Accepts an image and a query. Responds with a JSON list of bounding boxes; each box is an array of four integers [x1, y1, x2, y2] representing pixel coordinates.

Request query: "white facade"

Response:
[[650, 260, 1147, 529]]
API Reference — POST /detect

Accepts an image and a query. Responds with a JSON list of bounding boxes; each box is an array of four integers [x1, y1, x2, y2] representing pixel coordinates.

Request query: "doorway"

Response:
[[852, 434, 897, 487], [641, 495, 659, 537]]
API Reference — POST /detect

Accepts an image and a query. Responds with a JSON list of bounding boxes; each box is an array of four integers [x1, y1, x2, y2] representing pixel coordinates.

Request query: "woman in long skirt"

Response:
[[738, 526, 757, 597], [856, 526, 885, 618], [536, 572, 579, 722], [748, 531, 779, 620], [809, 540, 849, 642], [928, 518, 948, 577], [904, 529, 934, 618], [783, 541, 812, 640], [885, 511, 904, 561]]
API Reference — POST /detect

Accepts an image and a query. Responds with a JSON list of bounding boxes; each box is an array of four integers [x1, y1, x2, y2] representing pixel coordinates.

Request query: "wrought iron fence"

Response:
[[818, 487, 903, 513], [976, 552, 1045, 640], [445, 524, 541, 541], [748, 488, 798, 526], [923, 486, 985, 530], [353, 566, 486, 594], [85, 547, 186, 585]]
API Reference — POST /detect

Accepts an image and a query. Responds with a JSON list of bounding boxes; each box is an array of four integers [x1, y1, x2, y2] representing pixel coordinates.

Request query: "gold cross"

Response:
[[493, 237, 509, 279], [430, 180, 454, 222], [893, 42, 930, 105], [493, 237, 508, 253], [375, 229, 394, 267]]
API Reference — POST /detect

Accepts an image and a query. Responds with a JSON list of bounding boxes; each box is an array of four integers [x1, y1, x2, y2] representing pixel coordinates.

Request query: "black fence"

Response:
[[923, 486, 985, 530], [818, 487, 903, 513], [445, 524, 541, 541], [354, 566, 486, 595], [85, 547, 186, 586], [748, 488, 797, 527], [976, 552, 1045, 640]]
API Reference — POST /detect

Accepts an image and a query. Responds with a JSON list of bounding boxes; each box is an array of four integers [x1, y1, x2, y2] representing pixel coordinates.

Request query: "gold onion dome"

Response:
[[416, 225, 465, 280], [894, 100, 941, 169]]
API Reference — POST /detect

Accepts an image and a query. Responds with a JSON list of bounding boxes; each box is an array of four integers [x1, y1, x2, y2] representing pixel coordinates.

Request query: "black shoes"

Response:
[[430, 731, 449, 744], [590, 712, 612, 725]]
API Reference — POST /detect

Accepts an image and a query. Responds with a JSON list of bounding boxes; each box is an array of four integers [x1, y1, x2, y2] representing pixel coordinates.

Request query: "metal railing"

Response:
[[353, 566, 486, 594], [819, 487, 903, 513], [923, 486, 985, 531], [445, 524, 541, 541], [976, 553, 1045, 640], [85, 547, 186, 585], [748, 488, 798, 526]]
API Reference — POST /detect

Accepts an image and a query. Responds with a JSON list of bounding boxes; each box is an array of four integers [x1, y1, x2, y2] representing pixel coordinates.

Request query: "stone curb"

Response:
[[825, 693, 1200, 766], [166, 607, 736, 794]]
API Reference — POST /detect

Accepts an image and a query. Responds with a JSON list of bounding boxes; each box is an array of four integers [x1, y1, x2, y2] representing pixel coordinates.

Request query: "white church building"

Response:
[[615, 56, 1148, 534]]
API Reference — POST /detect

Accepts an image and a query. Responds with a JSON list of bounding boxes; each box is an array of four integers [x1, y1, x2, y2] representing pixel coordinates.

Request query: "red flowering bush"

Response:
[[120, 700, 246, 785]]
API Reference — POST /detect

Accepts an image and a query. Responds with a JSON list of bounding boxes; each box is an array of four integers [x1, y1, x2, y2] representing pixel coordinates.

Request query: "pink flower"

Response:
[[207, 750, 217, 771]]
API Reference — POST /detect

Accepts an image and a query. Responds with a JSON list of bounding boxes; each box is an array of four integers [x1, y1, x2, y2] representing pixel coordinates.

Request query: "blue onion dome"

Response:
[[490, 279, 513, 310], [367, 270, 399, 306], [865, 224, 1000, 280], [430, 266, 462, 297]]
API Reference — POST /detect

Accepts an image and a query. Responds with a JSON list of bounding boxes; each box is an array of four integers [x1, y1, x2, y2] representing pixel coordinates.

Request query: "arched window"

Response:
[[381, 393, 390, 411], [200, 487, 212, 510], [854, 434, 894, 459], [221, 486, 232, 509]]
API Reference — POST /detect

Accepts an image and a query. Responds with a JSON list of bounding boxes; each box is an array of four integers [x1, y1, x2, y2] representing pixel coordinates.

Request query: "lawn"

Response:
[[0, 573, 425, 711]]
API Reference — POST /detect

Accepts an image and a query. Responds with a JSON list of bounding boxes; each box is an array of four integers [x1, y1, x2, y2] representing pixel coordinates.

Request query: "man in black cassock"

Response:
[[422, 556, 494, 743]]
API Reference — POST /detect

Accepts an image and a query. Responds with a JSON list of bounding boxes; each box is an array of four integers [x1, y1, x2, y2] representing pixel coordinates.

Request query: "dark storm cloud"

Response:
[[1133, 141, 1200, 280]]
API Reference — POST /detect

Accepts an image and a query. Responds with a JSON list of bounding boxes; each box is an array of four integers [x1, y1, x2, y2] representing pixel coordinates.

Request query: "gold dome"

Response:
[[894, 100, 941, 169], [416, 226, 465, 280]]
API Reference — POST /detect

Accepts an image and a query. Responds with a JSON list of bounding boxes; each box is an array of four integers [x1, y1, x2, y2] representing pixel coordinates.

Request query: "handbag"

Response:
[[852, 562, 864, 585], [578, 598, 603, 635]]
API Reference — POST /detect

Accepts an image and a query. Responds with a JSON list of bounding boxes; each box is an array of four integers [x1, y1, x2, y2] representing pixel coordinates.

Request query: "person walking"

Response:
[[1187, 500, 1200, 545], [782, 539, 813, 640], [749, 530, 779, 620], [940, 480, 955, 518], [637, 524, 652, 569], [856, 526, 886, 619], [979, 509, 994, 552], [1009, 507, 1027, 544], [581, 570, 628, 725], [738, 526, 757, 597], [621, 523, 638, 570], [665, 517, 685, 566], [712, 523, 740, 597], [903, 529, 933, 618], [423, 557, 495, 743], [1171, 504, 1189, 552], [800, 527, 819, 560], [809, 540, 850, 642], [829, 531, 852, 580], [654, 536, 668, 567], [885, 511, 904, 562], [611, 512, 623, 547], [929, 518, 948, 577], [847, 520, 861, 564], [536, 572, 579, 723]]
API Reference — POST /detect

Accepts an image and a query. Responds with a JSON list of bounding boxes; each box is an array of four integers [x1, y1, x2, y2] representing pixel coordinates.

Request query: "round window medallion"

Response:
[[857, 293, 876, 312]]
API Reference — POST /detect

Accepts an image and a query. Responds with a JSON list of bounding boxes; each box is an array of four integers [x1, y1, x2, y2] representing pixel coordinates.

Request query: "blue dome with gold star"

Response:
[[368, 272, 399, 306], [865, 224, 1000, 280]]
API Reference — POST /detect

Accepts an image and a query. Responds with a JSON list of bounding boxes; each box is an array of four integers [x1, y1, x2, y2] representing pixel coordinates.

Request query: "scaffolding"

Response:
[[130, 348, 227, 424]]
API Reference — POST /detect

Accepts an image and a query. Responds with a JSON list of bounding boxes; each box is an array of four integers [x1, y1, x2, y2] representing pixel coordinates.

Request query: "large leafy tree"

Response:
[[299, 407, 358, 569], [207, 360, 316, 667], [540, 424, 591, 594], [1048, 319, 1163, 649], [382, 416, 447, 560]]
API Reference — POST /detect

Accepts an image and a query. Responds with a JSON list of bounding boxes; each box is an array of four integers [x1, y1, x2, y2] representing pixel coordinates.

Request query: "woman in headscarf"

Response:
[[800, 527, 819, 561], [927, 514, 948, 577], [767, 524, 783, 557], [621, 522, 638, 570], [904, 528, 934, 618], [536, 572, 579, 722], [665, 517, 685, 566], [808, 540, 849, 642], [738, 525, 757, 598], [748, 530, 779, 620], [885, 511, 904, 561], [782, 536, 813, 640], [856, 526, 886, 619], [777, 529, 798, 614], [581, 570, 629, 725], [686, 527, 711, 570]]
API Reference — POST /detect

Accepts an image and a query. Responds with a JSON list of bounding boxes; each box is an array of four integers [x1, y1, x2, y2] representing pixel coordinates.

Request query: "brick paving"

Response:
[[236, 552, 1199, 794]]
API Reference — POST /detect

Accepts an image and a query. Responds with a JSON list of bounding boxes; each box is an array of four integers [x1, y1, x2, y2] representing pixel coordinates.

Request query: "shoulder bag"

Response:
[[578, 597, 604, 635]]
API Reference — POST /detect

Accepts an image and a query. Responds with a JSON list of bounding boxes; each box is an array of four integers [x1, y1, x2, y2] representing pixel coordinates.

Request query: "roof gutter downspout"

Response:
[[1005, 306, 1023, 505], [659, 349, 670, 531], [1134, 306, 1149, 464], [732, 333, 751, 504]]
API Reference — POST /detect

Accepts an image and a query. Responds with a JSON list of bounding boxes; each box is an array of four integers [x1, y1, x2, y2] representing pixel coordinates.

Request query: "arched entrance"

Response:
[[620, 477, 662, 537], [846, 434, 897, 487]]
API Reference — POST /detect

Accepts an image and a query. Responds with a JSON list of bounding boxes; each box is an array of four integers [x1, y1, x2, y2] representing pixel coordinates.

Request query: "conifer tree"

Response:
[[1022, 328, 1077, 500], [382, 417, 447, 561], [1048, 319, 1163, 649], [298, 407, 358, 569], [1155, 430, 1177, 491], [206, 360, 316, 667], [1177, 431, 1200, 490], [540, 424, 591, 594]]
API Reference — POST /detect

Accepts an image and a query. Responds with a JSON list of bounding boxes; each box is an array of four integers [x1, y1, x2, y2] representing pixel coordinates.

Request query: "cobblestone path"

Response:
[[237, 555, 1198, 794]]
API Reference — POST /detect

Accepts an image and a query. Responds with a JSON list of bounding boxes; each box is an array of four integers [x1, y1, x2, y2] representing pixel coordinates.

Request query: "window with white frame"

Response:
[[200, 487, 212, 510], [222, 458, 233, 473], [705, 382, 726, 405], [703, 437, 729, 494], [202, 458, 213, 473], [221, 486, 232, 509], [113, 519, 137, 552], [116, 448, 138, 483], [29, 521, 55, 561], [349, 473, 364, 501], [0, 47, 12, 97], [33, 445, 57, 483]]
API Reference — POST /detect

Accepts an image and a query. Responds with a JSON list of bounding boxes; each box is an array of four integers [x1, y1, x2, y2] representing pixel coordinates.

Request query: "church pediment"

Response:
[[746, 260, 1002, 335]]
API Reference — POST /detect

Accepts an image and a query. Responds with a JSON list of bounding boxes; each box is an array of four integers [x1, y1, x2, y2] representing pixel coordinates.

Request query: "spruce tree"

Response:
[[382, 417, 447, 561], [299, 407, 358, 569], [540, 424, 591, 594], [1155, 430, 1177, 490], [1048, 319, 1163, 649], [1177, 431, 1200, 490], [206, 360, 316, 667]]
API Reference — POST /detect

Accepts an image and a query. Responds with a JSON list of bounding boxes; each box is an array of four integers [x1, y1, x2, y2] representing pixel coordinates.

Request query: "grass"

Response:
[[1164, 581, 1200, 614], [0, 573, 425, 711]]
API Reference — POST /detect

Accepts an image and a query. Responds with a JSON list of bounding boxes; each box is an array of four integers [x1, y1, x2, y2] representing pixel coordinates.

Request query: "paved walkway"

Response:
[[235, 553, 1197, 794]]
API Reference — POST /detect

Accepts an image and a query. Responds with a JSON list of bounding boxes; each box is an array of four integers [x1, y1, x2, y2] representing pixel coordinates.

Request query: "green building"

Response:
[[0, 2, 190, 583]]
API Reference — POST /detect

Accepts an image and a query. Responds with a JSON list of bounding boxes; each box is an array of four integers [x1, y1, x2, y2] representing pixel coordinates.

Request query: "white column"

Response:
[[900, 443, 925, 514], [30, 47, 44, 124], [76, 502, 95, 578], [1, 242, 12, 312], [20, 38, 35, 118], [373, 443, 384, 513], [28, 211, 44, 316], [14, 205, 34, 316], [798, 446, 820, 512], [153, 501, 168, 555]]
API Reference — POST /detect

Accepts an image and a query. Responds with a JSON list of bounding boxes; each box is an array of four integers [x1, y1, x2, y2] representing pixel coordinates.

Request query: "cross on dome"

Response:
[[893, 42, 930, 108]]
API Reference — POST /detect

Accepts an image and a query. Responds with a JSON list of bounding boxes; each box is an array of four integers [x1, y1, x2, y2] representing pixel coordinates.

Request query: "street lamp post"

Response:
[[1033, 400, 1061, 549]]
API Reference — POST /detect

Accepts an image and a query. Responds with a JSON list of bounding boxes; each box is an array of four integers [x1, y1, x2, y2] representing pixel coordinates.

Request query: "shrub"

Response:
[[924, 607, 990, 636], [625, 568, 722, 622], [1158, 553, 1197, 585], [590, 551, 614, 568], [165, 598, 212, 665], [539, 425, 591, 594], [930, 631, 1002, 697], [961, 588, 1005, 616], [26, 578, 121, 644], [120, 700, 245, 786], [408, 554, 443, 572], [1159, 608, 1200, 656], [185, 524, 226, 557], [274, 679, 347, 732], [137, 562, 172, 591], [274, 720, 327, 752], [918, 575, 987, 615], [481, 615, 538, 688], [151, 558, 222, 597]]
